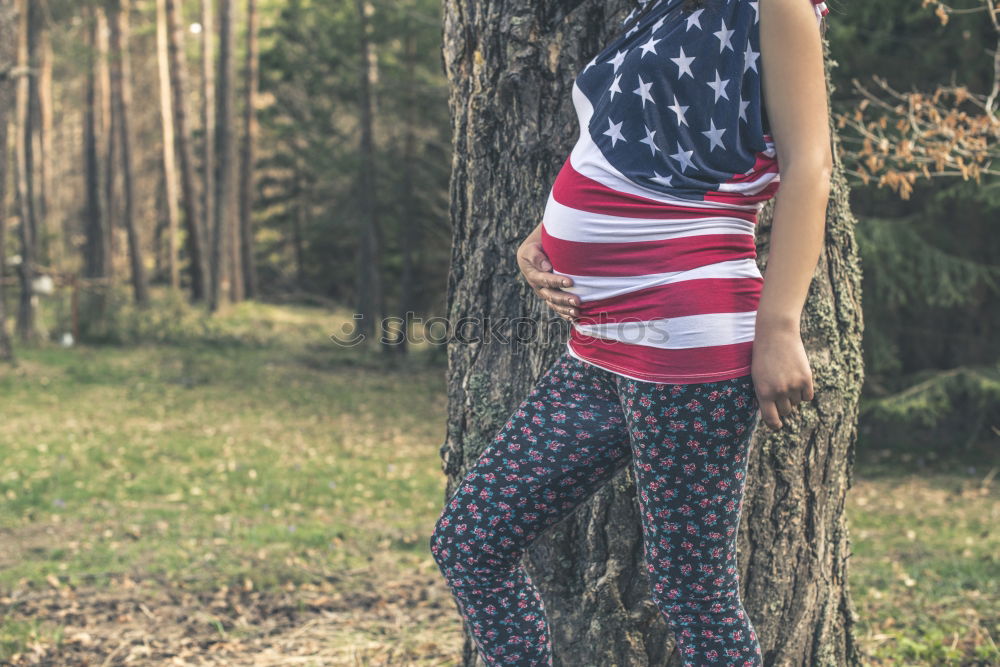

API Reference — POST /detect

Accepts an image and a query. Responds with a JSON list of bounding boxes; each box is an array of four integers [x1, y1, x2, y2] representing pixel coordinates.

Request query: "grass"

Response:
[[846, 473, 998, 665], [0, 297, 996, 665]]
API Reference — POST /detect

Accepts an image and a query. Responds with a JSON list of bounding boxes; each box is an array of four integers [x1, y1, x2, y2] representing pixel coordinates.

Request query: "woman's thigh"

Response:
[[433, 352, 633, 572], [615, 374, 759, 600]]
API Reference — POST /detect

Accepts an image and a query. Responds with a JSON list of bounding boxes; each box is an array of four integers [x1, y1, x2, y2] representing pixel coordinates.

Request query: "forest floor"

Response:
[[0, 299, 995, 666]]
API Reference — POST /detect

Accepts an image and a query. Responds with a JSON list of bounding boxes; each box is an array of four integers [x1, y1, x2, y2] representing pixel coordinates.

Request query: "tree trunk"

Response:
[[152, 171, 169, 279], [164, 0, 207, 301], [0, 116, 13, 362], [292, 162, 306, 291], [354, 0, 384, 343], [396, 16, 418, 355], [737, 33, 864, 667], [437, 2, 864, 665], [24, 0, 44, 265], [238, 0, 258, 299], [202, 0, 217, 306], [83, 5, 107, 282], [107, 0, 149, 305], [156, 0, 180, 290], [98, 6, 116, 279], [35, 0, 52, 266], [215, 0, 241, 304], [0, 0, 17, 361], [14, 0, 35, 342]]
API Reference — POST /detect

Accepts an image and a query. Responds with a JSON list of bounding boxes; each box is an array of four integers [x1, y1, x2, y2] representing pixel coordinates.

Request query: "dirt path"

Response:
[[1, 561, 464, 666]]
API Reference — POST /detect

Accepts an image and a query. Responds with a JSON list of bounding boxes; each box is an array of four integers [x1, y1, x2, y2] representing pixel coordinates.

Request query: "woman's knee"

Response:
[[430, 500, 526, 577], [429, 506, 457, 569]]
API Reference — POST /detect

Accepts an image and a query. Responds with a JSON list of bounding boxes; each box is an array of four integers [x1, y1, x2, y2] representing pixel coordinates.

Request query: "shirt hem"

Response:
[[565, 339, 752, 385]]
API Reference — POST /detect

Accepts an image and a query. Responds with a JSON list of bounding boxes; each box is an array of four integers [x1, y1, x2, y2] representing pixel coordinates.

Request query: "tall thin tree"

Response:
[[396, 12, 419, 354], [156, 0, 180, 289], [201, 0, 217, 305], [0, 0, 18, 360], [14, 0, 35, 342], [34, 0, 52, 265], [214, 0, 241, 307], [354, 0, 385, 343], [22, 0, 45, 265], [82, 4, 107, 281], [98, 6, 116, 277], [164, 0, 207, 301], [107, 0, 149, 305], [238, 0, 258, 298]]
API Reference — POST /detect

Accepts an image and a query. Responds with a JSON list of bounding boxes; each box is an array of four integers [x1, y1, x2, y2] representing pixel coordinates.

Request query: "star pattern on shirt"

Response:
[[713, 20, 735, 53], [606, 49, 627, 73], [579, 0, 784, 186], [640, 125, 660, 155], [609, 73, 623, 100], [670, 45, 696, 80], [744, 41, 760, 74], [639, 35, 662, 58], [685, 8, 704, 31], [633, 75, 655, 108], [706, 69, 731, 103], [667, 93, 689, 127], [669, 142, 695, 173], [604, 117, 627, 147], [701, 118, 727, 152]]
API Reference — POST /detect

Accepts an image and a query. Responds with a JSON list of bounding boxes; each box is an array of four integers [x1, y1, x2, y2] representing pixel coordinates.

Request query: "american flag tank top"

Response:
[[541, 0, 829, 384]]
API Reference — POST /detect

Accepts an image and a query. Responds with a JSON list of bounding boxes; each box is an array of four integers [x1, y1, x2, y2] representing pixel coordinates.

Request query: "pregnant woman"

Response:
[[431, 0, 833, 664]]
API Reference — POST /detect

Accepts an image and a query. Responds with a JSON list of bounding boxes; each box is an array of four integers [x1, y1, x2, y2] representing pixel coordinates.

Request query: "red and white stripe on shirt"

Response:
[[541, 156, 766, 385]]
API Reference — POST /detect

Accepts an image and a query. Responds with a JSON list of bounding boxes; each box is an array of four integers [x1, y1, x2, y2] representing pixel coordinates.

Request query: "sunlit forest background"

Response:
[[0, 0, 451, 347], [0, 0, 997, 664]]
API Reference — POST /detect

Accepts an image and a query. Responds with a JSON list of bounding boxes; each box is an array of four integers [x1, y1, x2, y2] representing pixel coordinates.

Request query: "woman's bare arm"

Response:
[[754, 0, 834, 429]]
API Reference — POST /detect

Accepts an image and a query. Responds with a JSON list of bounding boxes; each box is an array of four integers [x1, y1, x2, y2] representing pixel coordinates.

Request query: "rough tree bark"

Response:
[[437, 1, 864, 665]]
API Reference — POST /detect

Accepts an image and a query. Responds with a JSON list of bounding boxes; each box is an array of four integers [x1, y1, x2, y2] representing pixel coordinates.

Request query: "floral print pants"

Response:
[[430, 351, 764, 666]]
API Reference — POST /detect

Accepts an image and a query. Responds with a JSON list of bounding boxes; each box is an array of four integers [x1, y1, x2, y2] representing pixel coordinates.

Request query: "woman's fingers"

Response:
[[524, 270, 579, 318], [759, 398, 782, 430], [536, 285, 578, 308], [758, 385, 816, 430], [524, 266, 573, 291], [774, 395, 794, 417], [518, 241, 552, 272], [517, 243, 557, 278]]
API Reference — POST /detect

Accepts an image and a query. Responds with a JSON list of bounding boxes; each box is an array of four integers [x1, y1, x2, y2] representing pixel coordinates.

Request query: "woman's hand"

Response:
[[517, 223, 580, 322], [751, 322, 814, 430]]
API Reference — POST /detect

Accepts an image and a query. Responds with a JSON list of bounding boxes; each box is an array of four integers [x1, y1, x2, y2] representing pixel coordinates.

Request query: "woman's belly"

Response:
[[540, 158, 765, 383]]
